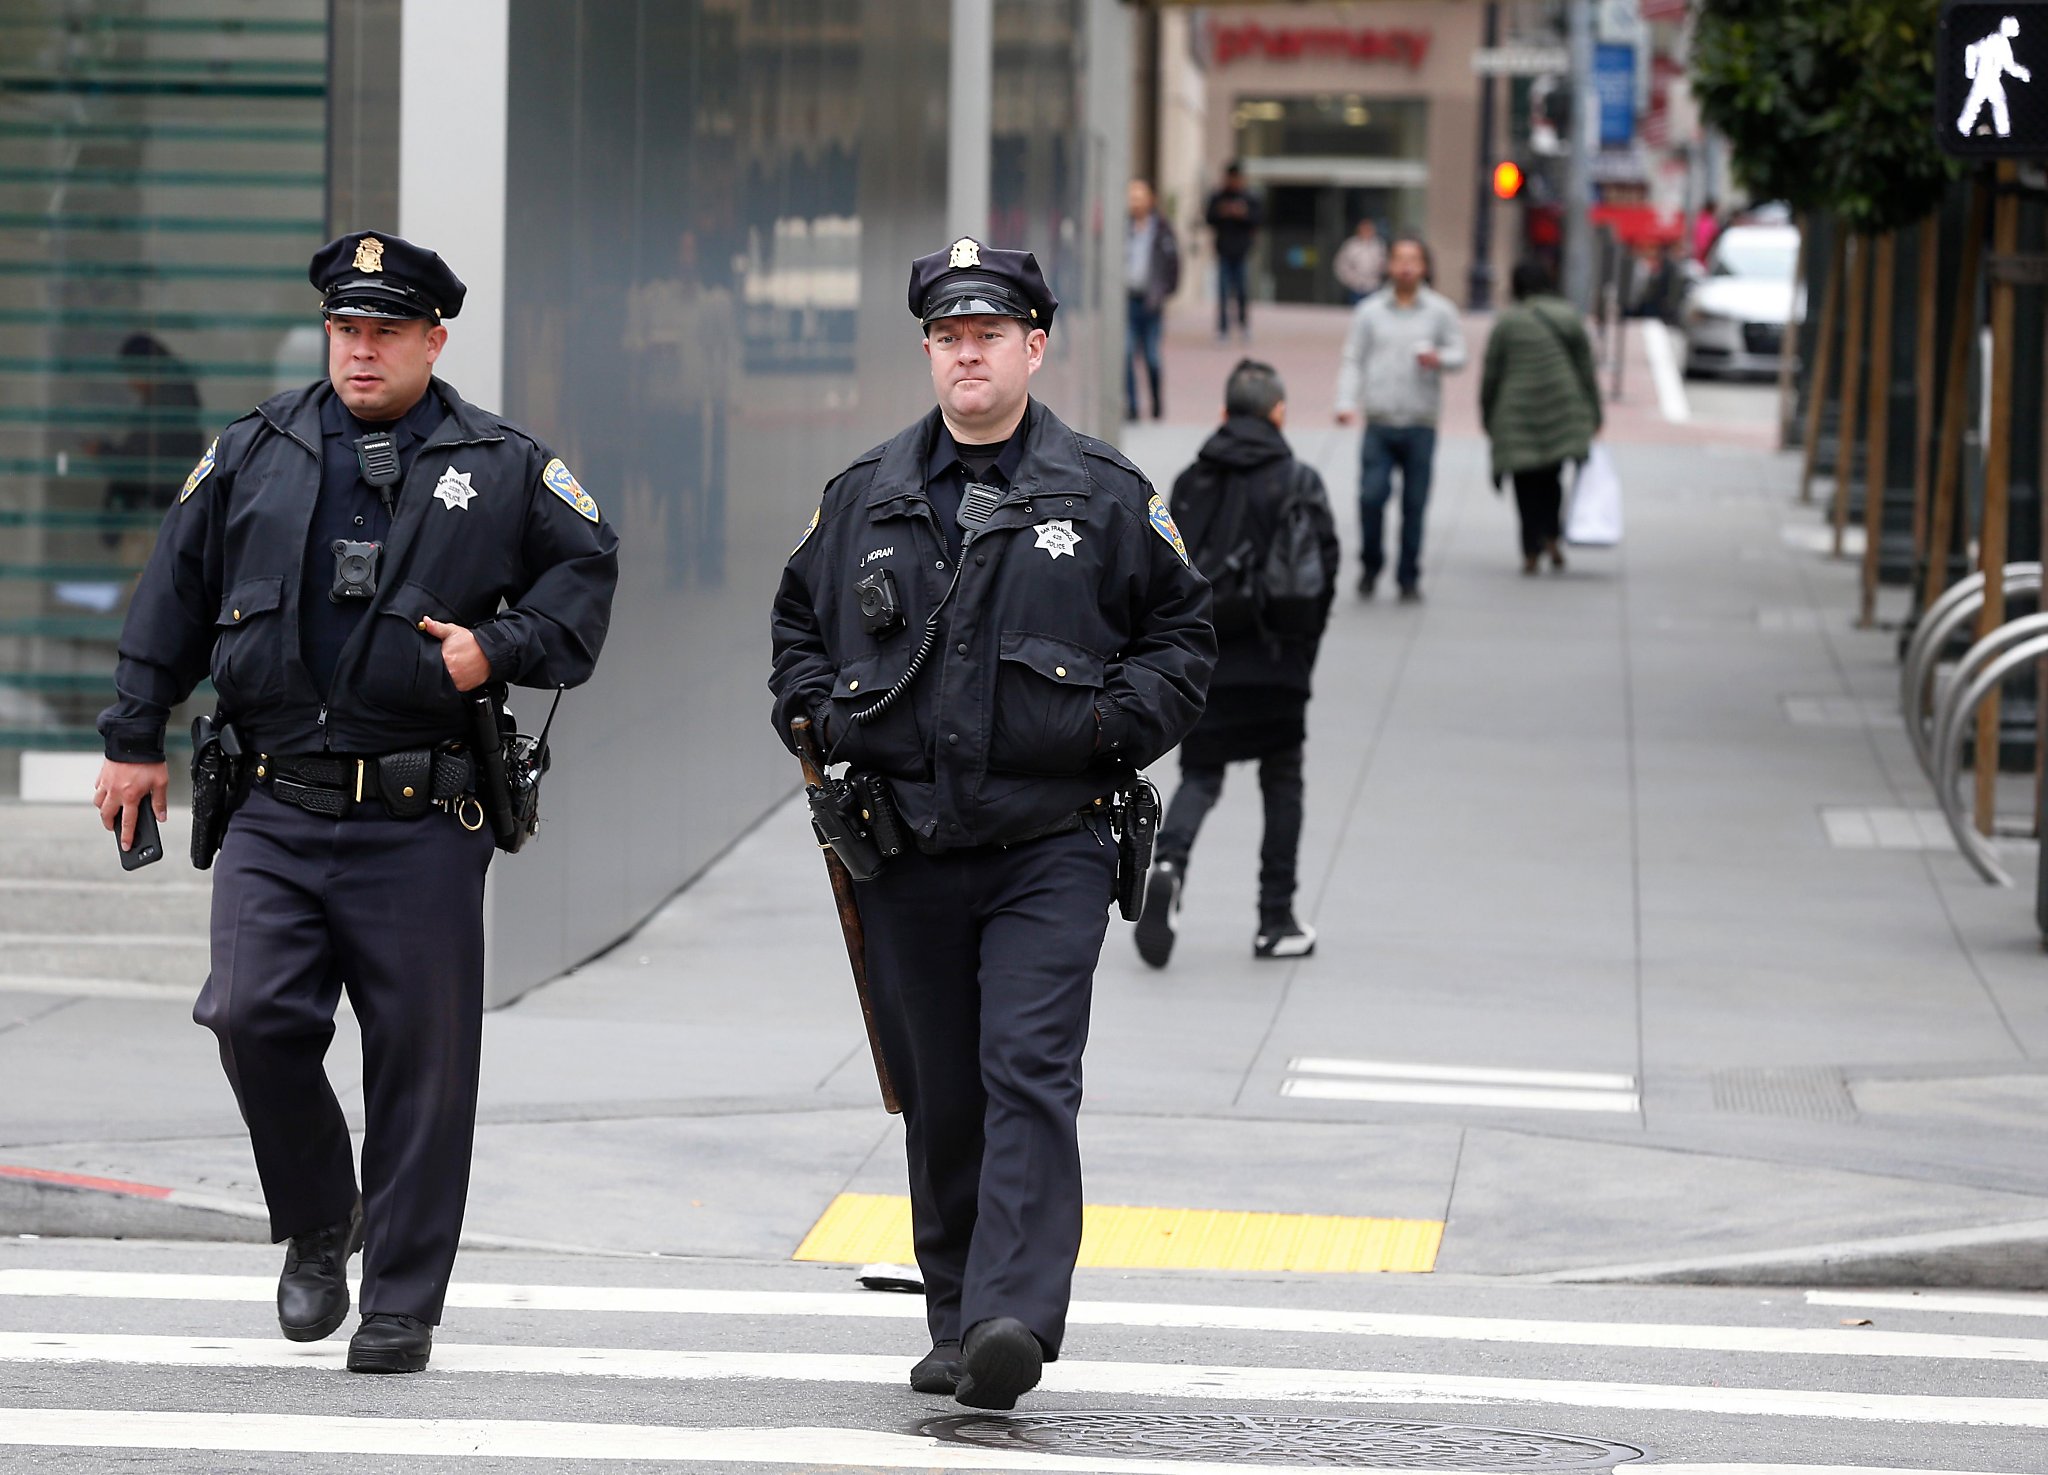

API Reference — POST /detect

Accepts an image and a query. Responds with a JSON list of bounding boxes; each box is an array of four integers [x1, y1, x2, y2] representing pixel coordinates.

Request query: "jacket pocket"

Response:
[[989, 631, 1104, 777], [823, 649, 928, 777], [210, 575, 285, 712], [358, 580, 465, 724]]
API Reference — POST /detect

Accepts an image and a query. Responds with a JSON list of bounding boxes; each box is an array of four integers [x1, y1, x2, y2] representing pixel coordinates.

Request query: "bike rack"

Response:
[[1899, 563, 2042, 780], [1929, 619, 2048, 886]]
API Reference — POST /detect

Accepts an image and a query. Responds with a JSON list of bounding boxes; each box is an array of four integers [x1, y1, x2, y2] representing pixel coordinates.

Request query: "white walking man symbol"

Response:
[[1958, 15, 2033, 137]]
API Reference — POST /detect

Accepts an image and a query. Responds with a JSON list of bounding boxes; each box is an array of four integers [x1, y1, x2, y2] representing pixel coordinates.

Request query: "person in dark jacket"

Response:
[[1125, 178, 1181, 420], [92, 231, 619, 1375], [1136, 359, 1339, 964], [1204, 161, 1262, 342], [770, 237, 1214, 1412], [1481, 259, 1602, 574]]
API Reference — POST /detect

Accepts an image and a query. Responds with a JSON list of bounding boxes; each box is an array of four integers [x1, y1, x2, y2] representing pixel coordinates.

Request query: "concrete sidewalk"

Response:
[[3, 307, 2045, 1289]]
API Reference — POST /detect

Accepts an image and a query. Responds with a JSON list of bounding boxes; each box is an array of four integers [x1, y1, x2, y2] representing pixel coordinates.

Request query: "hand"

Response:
[[419, 616, 493, 692], [1334, 409, 1358, 427], [94, 759, 168, 852], [1416, 348, 1442, 371]]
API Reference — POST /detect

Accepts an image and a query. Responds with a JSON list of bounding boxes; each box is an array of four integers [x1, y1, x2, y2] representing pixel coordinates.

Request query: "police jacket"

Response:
[[98, 377, 619, 762], [770, 399, 1216, 851]]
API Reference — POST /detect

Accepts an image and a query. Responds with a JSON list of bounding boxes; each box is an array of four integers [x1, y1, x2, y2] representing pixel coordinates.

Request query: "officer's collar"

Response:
[[871, 399, 1089, 510], [317, 382, 445, 447], [264, 376, 504, 452], [925, 411, 1030, 487]]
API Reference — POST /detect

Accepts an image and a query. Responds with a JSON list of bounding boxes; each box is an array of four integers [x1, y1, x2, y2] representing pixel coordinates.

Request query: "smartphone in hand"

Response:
[[118, 804, 164, 871]]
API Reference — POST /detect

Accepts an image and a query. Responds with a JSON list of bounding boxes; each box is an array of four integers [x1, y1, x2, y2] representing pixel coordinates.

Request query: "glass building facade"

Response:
[[0, 1, 328, 786], [3, 2, 1125, 998]]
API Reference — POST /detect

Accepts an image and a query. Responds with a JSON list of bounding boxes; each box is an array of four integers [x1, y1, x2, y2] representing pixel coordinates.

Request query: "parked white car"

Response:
[[1680, 222, 1802, 379]]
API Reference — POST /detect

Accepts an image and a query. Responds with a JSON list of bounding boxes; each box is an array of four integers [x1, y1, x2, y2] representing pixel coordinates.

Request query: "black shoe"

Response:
[[1398, 585, 1423, 604], [1356, 570, 1378, 599], [955, 1316, 1043, 1410], [1255, 913, 1318, 959], [910, 1338, 964, 1394], [277, 1199, 363, 1343], [347, 1312, 433, 1373], [1133, 860, 1181, 969]]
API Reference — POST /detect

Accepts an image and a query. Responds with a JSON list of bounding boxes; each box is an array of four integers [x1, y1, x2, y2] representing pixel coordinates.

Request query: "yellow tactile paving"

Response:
[[791, 1192, 1442, 1273]]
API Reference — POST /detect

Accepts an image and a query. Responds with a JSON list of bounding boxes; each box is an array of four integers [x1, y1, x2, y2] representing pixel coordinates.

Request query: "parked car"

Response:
[[1680, 221, 1802, 379]]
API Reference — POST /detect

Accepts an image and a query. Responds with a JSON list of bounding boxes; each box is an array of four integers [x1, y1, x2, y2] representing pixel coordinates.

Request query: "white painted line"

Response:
[[3, 1334, 2047, 1427], [1809, 1290, 2048, 1320], [1282, 1078, 1640, 1113], [0, 1409, 1354, 1473], [1640, 319, 1691, 423], [1533, 1216, 2048, 1285], [16, 1271, 2048, 1363], [1287, 1059, 1636, 1092]]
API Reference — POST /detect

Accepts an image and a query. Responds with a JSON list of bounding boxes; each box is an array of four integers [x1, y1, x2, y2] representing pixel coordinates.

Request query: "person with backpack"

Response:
[[1481, 258, 1602, 575], [1135, 360, 1340, 965]]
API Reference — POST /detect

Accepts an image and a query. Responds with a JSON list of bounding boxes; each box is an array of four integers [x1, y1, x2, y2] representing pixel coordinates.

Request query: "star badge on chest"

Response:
[[1034, 519, 1081, 560], [433, 466, 477, 511]]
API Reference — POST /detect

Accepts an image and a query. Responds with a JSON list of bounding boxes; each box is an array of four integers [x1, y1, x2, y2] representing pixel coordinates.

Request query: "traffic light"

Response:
[[1492, 160, 1524, 200]]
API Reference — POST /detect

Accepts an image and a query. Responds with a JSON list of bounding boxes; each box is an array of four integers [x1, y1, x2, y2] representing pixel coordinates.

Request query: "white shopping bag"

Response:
[[1565, 443, 1623, 547]]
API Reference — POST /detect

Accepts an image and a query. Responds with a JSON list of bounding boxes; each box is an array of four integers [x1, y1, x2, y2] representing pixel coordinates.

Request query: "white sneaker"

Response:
[[1254, 916, 1316, 959]]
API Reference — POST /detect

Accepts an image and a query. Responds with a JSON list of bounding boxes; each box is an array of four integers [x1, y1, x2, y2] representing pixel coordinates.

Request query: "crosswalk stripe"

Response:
[[8, 1270, 2048, 1363], [0, 1409, 1401, 1473], [0, 1411, 2031, 1475], [1808, 1290, 2048, 1319], [4, 1333, 2048, 1426]]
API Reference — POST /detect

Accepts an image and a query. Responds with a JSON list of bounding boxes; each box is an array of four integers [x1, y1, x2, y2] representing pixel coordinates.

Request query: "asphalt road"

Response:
[[2, 1235, 2044, 1472]]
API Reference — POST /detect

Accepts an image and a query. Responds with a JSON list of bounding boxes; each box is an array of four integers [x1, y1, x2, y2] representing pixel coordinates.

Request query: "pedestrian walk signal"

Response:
[[1938, 1, 2048, 156], [1492, 160, 1525, 200]]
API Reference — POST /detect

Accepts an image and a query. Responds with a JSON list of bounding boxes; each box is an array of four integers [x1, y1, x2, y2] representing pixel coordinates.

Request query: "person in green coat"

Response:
[[1480, 259, 1603, 574]]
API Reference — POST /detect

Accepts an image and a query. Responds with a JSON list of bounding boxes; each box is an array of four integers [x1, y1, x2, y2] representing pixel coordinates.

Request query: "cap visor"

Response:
[[322, 279, 437, 320], [920, 291, 1030, 326]]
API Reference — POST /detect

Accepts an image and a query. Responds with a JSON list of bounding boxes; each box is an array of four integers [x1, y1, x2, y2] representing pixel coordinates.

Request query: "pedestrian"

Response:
[[1136, 359, 1339, 966], [770, 237, 1214, 1410], [1693, 197, 1723, 263], [1125, 178, 1180, 420], [1333, 235, 1467, 602], [1205, 160, 1261, 342], [92, 231, 619, 1374], [1481, 258, 1603, 576], [1332, 218, 1387, 305]]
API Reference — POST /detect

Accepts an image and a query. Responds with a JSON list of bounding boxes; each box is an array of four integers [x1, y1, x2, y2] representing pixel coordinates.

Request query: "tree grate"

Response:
[[1711, 1066, 1858, 1121], [920, 1412, 1645, 1469]]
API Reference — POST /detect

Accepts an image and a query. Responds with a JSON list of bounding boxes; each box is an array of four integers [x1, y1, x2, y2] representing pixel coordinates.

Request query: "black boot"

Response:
[[955, 1316, 1044, 1409], [347, 1312, 433, 1373], [276, 1199, 363, 1343], [909, 1338, 963, 1394]]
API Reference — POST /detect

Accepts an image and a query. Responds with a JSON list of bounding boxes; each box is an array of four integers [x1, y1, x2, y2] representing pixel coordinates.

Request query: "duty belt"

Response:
[[911, 802, 1106, 857], [256, 748, 480, 826]]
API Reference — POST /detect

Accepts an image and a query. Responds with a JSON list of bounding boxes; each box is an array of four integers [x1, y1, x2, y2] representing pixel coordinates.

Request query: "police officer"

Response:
[[92, 232, 618, 1373], [769, 239, 1214, 1408]]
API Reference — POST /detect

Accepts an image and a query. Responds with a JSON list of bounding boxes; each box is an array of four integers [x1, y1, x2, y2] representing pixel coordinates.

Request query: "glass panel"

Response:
[[0, 0, 327, 785]]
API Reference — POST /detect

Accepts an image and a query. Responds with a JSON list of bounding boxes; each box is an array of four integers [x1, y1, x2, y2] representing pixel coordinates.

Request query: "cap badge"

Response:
[[948, 237, 981, 269], [433, 466, 477, 511], [1033, 519, 1081, 561], [353, 236, 385, 273]]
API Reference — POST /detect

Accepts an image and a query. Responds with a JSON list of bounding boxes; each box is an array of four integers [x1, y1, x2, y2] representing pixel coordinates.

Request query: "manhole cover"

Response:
[[920, 1412, 1644, 1469]]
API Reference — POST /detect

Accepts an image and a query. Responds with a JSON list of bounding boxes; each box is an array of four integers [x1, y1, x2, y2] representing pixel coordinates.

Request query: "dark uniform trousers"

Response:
[[858, 824, 1117, 1359], [195, 788, 496, 1324]]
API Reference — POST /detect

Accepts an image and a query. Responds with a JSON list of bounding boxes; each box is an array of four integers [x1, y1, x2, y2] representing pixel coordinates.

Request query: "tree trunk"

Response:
[[1797, 231, 1847, 506], [1923, 180, 1990, 609], [1830, 236, 1869, 558], [1858, 231, 1897, 627]]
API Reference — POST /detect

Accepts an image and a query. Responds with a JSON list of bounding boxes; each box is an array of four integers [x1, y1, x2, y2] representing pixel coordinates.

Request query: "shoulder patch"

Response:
[[792, 505, 822, 557], [178, 439, 219, 504], [542, 458, 600, 523], [1147, 493, 1190, 566]]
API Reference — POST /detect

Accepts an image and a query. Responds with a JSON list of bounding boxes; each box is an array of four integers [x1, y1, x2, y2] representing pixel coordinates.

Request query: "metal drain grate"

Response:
[[1712, 1067, 1858, 1122], [920, 1413, 1645, 1469]]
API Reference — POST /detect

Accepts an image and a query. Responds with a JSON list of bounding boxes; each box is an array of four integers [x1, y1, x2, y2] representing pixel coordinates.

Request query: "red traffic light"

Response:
[[1492, 160, 1524, 200]]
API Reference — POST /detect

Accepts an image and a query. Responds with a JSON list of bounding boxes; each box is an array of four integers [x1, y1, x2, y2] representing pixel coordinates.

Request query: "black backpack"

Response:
[[1202, 462, 1328, 642]]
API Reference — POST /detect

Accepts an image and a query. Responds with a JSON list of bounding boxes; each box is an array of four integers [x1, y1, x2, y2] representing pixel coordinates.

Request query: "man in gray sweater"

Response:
[[1334, 237, 1467, 601]]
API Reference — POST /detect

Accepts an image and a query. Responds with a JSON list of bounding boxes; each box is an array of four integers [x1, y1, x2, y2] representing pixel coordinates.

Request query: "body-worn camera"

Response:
[[856, 568, 904, 637], [331, 538, 381, 602]]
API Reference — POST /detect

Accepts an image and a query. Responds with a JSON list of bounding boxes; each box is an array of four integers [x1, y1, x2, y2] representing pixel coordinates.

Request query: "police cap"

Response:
[[908, 237, 1057, 334], [309, 231, 466, 321]]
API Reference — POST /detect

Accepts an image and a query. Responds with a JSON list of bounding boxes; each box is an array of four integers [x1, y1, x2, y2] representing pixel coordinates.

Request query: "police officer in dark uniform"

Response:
[[769, 239, 1214, 1409], [92, 231, 618, 1374]]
